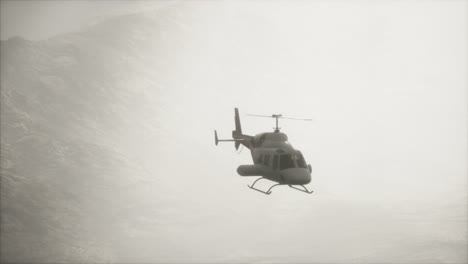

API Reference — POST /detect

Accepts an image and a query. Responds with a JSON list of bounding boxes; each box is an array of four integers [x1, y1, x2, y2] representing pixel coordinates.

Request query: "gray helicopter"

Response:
[[215, 108, 313, 195]]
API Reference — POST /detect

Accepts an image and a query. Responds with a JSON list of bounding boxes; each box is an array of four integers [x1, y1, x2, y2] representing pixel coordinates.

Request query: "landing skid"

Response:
[[288, 184, 314, 194], [247, 177, 280, 195], [247, 177, 313, 195]]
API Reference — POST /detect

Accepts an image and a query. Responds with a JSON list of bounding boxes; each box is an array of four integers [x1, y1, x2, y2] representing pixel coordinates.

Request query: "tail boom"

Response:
[[215, 108, 253, 150]]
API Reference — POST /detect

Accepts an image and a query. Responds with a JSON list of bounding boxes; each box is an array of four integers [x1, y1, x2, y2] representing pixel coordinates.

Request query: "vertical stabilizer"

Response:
[[234, 108, 242, 150], [234, 108, 242, 134], [216, 108, 253, 150]]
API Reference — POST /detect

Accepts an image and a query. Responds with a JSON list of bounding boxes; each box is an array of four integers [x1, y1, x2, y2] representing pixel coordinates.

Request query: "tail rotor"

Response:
[[214, 130, 219, 146], [214, 108, 250, 149]]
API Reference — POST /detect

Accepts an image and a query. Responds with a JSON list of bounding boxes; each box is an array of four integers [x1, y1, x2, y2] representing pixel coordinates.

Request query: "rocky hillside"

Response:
[[0, 7, 190, 262]]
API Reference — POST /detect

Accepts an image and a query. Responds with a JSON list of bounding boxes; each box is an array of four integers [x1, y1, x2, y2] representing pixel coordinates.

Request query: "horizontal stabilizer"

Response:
[[214, 130, 245, 146]]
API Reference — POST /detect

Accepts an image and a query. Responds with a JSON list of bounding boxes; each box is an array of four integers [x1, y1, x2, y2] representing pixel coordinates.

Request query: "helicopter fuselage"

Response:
[[215, 108, 313, 194], [237, 132, 312, 185]]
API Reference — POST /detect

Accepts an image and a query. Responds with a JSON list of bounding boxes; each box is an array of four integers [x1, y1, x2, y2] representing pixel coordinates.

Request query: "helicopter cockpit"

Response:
[[265, 149, 307, 170], [278, 153, 307, 170], [216, 108, 313, 194]]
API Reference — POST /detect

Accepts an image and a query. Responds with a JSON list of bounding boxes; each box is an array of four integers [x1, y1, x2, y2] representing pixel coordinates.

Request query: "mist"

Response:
[[1, 1, 466, 263]]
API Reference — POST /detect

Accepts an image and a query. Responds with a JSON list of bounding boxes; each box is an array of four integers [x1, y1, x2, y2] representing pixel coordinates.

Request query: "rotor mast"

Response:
[[273, 114, 282, 132]]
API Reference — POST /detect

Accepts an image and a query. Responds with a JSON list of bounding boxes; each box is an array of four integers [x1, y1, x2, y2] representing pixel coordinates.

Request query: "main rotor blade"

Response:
[[247, 114, 312, 121], [281, 116, 312, 121], [246, 114, 274, 118]]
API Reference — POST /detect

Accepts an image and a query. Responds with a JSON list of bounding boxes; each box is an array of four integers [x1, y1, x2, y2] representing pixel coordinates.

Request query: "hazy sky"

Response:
[[0, 0, 171, 40]]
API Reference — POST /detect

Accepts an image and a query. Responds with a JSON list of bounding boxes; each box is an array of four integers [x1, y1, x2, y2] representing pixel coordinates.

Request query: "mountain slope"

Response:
[[0, 9, 183, 263]]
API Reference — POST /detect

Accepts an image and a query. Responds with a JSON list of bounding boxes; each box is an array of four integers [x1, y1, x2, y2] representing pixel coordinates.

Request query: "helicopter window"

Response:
[[264, 154, 270, 166], [272, 155, 279, 170], [279, 154, 295, 170], [296, 154, 307, 168]]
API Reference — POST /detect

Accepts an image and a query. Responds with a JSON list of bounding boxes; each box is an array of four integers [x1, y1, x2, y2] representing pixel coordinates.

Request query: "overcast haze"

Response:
[[0, 0, 170, 40], [1, 1, 467, 263]]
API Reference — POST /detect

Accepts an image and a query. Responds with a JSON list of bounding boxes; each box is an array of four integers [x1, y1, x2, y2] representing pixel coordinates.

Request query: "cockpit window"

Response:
[[279, 154, 307, 169], [296, 154, 307, 168], [279, 154, 295, 170], [294, 153, 307, 168]]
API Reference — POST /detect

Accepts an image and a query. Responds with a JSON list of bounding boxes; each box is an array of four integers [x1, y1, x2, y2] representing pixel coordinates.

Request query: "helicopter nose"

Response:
[[280, 168, 311, 185]]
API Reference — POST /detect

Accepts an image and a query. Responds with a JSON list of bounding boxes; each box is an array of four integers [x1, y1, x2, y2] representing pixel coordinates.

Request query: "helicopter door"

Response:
[[263, 154, 271, 166], [272, 155, 279, 170], [256, 154, 263, 164]]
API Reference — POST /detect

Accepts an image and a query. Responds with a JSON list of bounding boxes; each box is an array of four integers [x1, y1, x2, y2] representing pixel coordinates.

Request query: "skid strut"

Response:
[[247, 178, 280, 195], [289, 184, 314, 194], [247, 178, 314, 195]]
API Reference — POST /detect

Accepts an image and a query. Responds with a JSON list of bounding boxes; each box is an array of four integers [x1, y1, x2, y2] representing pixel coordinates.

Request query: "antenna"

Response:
[[246, 113, 312, 132]]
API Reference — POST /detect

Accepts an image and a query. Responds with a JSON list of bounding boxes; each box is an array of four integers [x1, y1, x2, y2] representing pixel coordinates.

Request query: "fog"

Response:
[[1, 1, 466, 263]]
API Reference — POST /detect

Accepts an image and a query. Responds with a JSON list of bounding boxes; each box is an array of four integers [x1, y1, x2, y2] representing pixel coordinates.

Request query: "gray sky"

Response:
[[0, 0, 171, 40]]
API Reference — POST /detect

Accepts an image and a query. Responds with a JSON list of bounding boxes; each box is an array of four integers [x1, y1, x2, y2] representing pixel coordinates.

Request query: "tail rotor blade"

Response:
[[235, 108, 242, 134]]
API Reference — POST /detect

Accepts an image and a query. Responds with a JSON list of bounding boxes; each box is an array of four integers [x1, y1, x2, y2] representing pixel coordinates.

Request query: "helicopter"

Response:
[[215, 108, 313, 195]]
